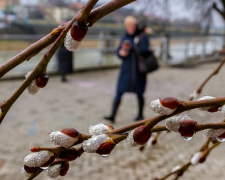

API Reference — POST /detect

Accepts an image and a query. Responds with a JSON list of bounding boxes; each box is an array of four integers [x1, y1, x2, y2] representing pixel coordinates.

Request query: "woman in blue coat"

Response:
[[104, 16, 150, 123]]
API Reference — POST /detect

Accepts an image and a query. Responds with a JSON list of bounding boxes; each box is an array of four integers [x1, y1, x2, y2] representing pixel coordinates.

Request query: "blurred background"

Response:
[[1, 0, 225, 180]]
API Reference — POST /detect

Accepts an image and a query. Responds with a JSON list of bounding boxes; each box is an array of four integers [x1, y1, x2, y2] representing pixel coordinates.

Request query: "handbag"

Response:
[[138, 51, 159, 74]]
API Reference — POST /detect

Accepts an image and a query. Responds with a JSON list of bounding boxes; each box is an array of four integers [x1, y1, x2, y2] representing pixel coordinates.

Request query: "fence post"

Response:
[[98, 31, 104, 66]]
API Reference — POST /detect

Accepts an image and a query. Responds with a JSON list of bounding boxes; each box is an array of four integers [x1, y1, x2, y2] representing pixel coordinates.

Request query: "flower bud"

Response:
[[36, 73, 49, 88], [165, 115, 186, 132], [24, 151, 55, 168], [204, 129, 225, 138], [58, 147, 81, 161], [49, 128, 80, 148], [47, 164, 61, 179], [191, 152, 201, 165], [89, 123, 114, 135], [21, 167, 32, 178], [96, 139, 116, 156], [70, 21, 88, 41], [133, 125, 152, 145], [178, 119, 197, 138], [64, 20, 88, 51], [197, 96, 216, 111], [60, 161, 70, 176], [126, 129, 138, 147], [82, 134, 112, 153], [149, 97, 179, 115], [24, 165, 39, 174], [25, 71, 40, 95], [172, 165, 181, 173]]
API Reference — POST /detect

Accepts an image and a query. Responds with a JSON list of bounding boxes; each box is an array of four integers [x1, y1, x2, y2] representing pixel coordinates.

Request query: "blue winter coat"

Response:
[[116, 33, 150, 94]]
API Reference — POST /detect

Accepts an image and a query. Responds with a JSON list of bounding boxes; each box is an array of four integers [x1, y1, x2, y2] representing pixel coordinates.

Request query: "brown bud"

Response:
[[36, 73, 49, 88], [199, 155, 206, 163], [106, 125, 114, 130], [24, 165, 39, 174], [60, 161, 70, 176], [139, 145, 145, 151], [70, 21, 88, 41], [61, 128, 80, 138], [58, 147, 81, 161], [133, 125, 152, 145], [207, 106, 219, 113], [152, 139, 157, 145], [159, 97, 180, 109], [178, 119, 197, 137], [96, 139, 116, 156]]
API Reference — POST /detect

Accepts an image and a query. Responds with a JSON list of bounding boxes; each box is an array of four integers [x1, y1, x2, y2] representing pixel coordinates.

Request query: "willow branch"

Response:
[[0, 0, 135, 79], [189, 58, 225, 100], [0, 0, 99, 124]]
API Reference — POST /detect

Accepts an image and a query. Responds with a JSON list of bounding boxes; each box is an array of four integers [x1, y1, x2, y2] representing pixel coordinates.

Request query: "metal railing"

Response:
[[0, 33, 224, 78]]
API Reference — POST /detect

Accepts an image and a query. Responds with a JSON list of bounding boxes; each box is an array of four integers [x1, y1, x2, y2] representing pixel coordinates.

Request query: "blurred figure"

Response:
[[57, 43, 73, 82], [104, 16, 151, 123]]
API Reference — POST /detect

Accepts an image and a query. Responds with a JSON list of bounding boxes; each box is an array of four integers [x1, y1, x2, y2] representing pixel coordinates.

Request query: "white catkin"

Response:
[[197, 96, 215, 111], [149, 99, 176, 115], [204, 129, 225, 138], [24, 151, 52, 167], [125, 129, 138, 147], [49, 131, 79, 148], [64, 32, 81, 51], [47, 164, 61, 179], [89, 123, 112, 135], [191, 152, 201, 165], [82, 134, 111, 153], [21, 167, 32, 178], [172, 165, 181, 173], [221, 105, 225, 117], [25, 71, 40, 95], [165, 114, 191, 132]]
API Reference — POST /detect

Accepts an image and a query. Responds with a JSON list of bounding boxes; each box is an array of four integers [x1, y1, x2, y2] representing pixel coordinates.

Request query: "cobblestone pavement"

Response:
[[0, 62, 225, 180]]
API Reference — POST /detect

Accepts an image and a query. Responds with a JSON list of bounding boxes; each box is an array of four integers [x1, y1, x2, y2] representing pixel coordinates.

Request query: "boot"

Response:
[[134, 98, 144, 121], [104, 99, 121, 123]]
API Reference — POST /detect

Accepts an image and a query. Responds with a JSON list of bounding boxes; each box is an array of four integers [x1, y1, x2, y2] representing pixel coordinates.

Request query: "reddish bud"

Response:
[[178, 119, 197, 137], [106, 125, 114, 130], [207, 106, 219, 113], [152, 139, 157, 145], [139, 145, 145, 151], [133, 125, 152, 145], [96, 139, 116, 156], [36, 73, 49, 88], [199, 155, 206, 163], [41, 154, 55, 167], [60, 161, 70, 176], [177, 170, 184, 177], [24, 165, 39, 174], [58, 147, 81, 161], [61, 128, 80, 138], [70, 21, 88, 41], [30, 147, 40, 152], [159, 97, 180, 109]]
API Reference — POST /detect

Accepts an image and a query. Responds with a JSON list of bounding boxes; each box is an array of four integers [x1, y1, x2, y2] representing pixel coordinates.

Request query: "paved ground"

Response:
[[0, 62, 225, 180]]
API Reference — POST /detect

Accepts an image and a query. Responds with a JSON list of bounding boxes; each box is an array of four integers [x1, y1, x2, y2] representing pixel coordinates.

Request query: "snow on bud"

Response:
[[191, 152, 201, 165], [21, 167, 32, 178], [82, 134, 112, 153], [47, 164, 61, 179], [149, 97, 179, 115], [64, 32, 81, 51], [165, 115, 186, 132], [89, 123, 114, 135], [172, 165, 181, 173], [23, 151, 54, 168], [49, 128, 80, 148], [25, 71, 40, 95], [221, 105, 225, 117], [204, 129, 225, 138], [197, 96, 216, 111], [126, 129, 138, 147], [64, 20, 88, 51]]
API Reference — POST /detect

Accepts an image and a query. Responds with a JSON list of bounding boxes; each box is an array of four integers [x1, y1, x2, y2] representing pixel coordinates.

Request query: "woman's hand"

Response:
[[119, 49, 129, 57]]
